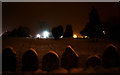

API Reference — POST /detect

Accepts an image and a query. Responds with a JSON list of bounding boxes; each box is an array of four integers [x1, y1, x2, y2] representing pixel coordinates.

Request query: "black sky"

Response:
[[2, 2, 120, 35]]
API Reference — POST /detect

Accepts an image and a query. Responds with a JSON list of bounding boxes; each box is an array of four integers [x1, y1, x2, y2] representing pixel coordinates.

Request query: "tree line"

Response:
[[52, 24, 73, 40], [2, 7, 120, 41], [2, 26, 30, 38]]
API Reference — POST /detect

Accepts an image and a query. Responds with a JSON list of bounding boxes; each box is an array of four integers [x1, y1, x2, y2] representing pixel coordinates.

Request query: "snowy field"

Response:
[[2, 37, 120, 74]]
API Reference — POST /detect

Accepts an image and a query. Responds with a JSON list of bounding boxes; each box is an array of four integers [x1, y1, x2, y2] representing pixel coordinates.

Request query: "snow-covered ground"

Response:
[[2, 37, 120, 74]]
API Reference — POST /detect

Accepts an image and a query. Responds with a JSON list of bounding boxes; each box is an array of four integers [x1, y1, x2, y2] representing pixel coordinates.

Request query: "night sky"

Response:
[[2, 2, 119, 36]]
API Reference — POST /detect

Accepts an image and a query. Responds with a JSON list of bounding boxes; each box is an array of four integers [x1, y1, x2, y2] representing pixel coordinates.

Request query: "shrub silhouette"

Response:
[[16, 26, 30, 37], [63, 24, 73, 38], [52, 25, 63, 40]]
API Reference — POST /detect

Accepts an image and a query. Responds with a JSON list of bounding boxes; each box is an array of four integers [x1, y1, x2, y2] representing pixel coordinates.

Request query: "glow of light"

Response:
[[43, 31, 49, 38], [60, 35, 63, 38], [103, 30, 106, 35], [36, 34, 40, 38], [73, 34, 77, 38], [79, 35, 83, 38], [85, 36, 87, 38]]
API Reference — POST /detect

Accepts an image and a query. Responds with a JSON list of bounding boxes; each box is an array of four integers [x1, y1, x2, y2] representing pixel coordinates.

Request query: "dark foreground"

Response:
[[2, 38, 120, 74]]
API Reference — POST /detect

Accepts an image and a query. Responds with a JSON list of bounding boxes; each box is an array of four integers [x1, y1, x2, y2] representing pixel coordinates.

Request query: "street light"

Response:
[[36, 34, 41, 38], [43, 31, 49, 38]]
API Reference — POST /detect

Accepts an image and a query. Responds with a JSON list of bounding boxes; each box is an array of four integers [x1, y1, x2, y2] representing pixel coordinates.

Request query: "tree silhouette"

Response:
[[102, 16, 120, 40], [2, 26, 31, 38], [80, 7, 103, 38], [63, 24, 73, 38], [16, 26, 30, 37], [89, 7, 100, 24], [11, 29, 18, 37], [52, 25, 63, 40]]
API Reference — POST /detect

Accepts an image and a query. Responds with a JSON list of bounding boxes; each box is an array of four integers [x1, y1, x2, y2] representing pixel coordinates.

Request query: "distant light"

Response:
[[78, 35, 83, 38], [85, 36, 88, 38], [43, 31, 49, 38], [60, 35, 63, 38], [103, 30, 106, 35], [73, 34, 77, 38], [36, 34, 41, 38]]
